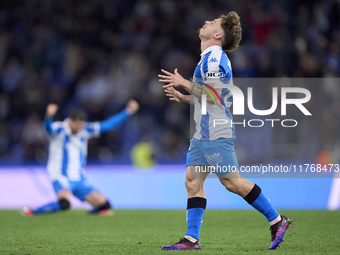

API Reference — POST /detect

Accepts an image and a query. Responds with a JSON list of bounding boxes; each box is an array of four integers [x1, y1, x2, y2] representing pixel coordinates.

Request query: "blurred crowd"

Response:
[[0, 0, 339, 164]]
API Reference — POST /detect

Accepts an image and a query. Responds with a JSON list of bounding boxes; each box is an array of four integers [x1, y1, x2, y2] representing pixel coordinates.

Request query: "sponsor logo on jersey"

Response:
[[205, 72, 223, 78]]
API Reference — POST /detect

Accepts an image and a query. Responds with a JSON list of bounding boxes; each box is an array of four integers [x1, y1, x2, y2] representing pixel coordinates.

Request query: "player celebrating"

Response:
[[159, 12, 291, 250], [21, 100, 139, 216]]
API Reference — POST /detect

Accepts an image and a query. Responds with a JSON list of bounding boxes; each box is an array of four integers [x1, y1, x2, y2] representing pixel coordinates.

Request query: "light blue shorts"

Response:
[[53, 175, 96, 201], [186, 137, 239, 177]]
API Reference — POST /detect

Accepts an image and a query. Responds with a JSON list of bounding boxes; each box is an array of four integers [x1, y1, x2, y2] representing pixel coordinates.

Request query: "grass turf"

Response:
[[0, 210, 339, 254]]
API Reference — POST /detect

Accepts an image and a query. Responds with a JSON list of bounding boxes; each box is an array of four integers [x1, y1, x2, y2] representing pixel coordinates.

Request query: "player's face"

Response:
[[198, 18, 223, 40], [68, 119, 86, 134]]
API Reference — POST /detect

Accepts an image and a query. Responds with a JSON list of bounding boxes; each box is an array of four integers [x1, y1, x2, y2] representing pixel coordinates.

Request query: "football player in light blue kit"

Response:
[[159, 12, 291, 250], [22, 100, 139, 216]]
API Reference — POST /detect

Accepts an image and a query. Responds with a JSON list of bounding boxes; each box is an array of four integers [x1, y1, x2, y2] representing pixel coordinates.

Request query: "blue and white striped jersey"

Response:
[[192, 45, 235, 141], [46, 120, 100, 181], [44, 109, 130, 182]]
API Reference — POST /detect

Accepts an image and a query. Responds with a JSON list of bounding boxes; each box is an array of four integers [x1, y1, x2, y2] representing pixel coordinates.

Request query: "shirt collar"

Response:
[[200, 45, 222, 57]]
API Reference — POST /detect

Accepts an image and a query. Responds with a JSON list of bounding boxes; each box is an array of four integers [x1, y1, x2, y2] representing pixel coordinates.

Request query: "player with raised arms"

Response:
[[159, 11, 291, 250], [21, 100, 139, 216]]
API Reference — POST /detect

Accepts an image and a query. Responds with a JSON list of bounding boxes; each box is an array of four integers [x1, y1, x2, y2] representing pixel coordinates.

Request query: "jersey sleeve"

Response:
[[43, 118, 64, 136], [98, 109, 131, 134], [84, 122, 101, 138]]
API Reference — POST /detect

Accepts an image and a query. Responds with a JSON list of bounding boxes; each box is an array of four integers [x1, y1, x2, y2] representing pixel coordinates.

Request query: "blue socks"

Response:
[[185, 185, 278, 241], [185, 185, 278, 240], [32, 201, 62, 214], [185, 197, 207, 240], [244, 184, 280, 222]]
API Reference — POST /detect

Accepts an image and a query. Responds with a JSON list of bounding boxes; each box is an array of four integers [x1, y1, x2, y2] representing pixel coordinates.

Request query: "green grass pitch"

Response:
[[0, 210, 339, 254]]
